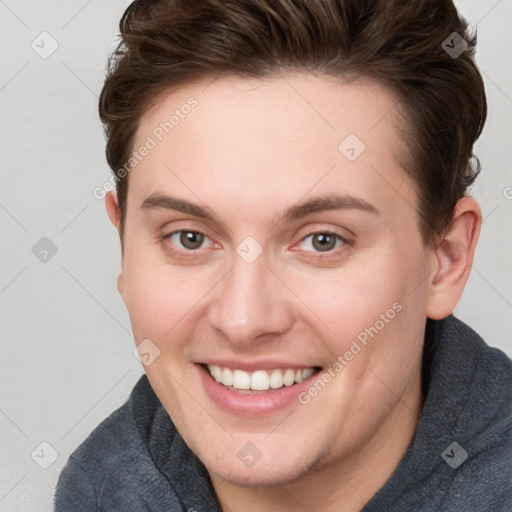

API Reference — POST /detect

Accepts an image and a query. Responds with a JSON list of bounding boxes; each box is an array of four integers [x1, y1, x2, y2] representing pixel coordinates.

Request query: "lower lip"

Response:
[[197, 364, 319, 416]]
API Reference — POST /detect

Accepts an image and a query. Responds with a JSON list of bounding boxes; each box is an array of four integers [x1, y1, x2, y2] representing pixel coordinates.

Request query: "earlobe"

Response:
[[105, 191, 121, 229], [426, 197, 481, 320], [106, 191, 126, 299], [117, 273, 125, 298]]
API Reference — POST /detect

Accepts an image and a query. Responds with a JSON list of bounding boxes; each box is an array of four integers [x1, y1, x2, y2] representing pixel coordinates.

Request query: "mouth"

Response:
[[197, 359, 324, 415], [203, 364, 321, 394]]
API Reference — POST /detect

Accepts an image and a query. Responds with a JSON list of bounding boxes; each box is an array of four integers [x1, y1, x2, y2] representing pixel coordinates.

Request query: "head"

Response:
[[100, 0, 485, 491]]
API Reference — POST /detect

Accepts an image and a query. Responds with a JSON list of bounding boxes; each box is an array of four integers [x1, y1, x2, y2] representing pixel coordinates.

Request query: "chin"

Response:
[[214, 465, 306, 488], [203, 447, 321, 488]]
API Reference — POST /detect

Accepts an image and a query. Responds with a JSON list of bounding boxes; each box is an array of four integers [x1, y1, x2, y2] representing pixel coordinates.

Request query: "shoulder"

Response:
[[54, 375, 184, 512], [442, 316, 512, 417], [435, 316, 512, 510], [67, 375, 158, 471]]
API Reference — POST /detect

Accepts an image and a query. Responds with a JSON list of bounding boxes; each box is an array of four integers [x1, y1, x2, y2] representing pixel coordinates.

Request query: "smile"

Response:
[[205, 364, 319, 393]]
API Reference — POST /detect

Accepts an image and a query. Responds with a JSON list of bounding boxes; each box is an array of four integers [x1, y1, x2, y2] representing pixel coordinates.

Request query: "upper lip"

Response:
[[198, 359, 321, 372]]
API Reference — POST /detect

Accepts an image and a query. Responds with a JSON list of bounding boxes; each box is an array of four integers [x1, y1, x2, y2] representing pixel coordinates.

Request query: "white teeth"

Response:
[[251, 370, 269, 391], [222, 367, 233, 386], [269, 369, 284, 389], [207, 364, 317, 392], [210, 364, 222, 382], [232, 369, 251, 390], [283, 368, 295, 386], [301, 368, 314, 381]]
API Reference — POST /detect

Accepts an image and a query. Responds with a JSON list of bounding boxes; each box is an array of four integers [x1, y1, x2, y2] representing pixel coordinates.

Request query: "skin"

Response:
[[106, 74, 481, 512]]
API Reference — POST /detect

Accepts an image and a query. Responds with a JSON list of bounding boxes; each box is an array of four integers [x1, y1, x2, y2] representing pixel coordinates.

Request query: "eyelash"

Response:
[[162, 229, 350, 257], [162, 229, 213, 258], [296, 230, 349, 257]]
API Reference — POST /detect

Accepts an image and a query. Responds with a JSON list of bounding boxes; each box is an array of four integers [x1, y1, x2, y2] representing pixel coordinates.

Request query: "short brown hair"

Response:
[[99, 0, 486, 246]]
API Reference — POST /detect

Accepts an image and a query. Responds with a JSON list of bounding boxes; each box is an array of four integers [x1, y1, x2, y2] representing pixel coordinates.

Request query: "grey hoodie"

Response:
[[54, 316, 512, 511]]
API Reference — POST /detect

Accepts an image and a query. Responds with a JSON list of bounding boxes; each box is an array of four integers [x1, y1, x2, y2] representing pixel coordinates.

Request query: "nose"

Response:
[[207, 255, 294, 348]]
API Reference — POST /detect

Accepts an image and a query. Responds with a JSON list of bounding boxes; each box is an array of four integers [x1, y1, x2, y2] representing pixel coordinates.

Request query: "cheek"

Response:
[[122, 248, 212, 343], [286, 260, 401, 341], [286, 248, 427, 367]]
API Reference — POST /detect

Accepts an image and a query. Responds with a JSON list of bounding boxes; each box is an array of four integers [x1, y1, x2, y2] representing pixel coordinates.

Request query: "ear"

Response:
[[105, 191, 126, 297], [426, 196, 481, 320], [105, 190, 120, 228]]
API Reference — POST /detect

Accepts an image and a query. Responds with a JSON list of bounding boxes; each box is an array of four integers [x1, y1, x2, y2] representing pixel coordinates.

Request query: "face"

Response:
[[115, 74, 435, 487]]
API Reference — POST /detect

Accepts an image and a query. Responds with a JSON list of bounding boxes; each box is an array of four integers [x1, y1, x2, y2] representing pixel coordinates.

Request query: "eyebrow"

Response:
[[140, 192, 379, 222], [282, 194, 379, 222], [141, 193, 212, 218]]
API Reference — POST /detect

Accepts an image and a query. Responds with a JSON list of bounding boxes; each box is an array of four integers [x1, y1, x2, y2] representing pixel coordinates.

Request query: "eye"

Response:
[[166, 230, 211, 250], [299, 232, 345, 252]]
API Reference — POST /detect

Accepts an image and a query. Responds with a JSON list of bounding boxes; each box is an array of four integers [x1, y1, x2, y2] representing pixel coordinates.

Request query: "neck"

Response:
[[211, 368, 424, 512]]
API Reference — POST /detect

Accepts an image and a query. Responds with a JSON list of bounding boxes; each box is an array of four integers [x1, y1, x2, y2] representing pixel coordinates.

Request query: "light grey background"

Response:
[[0, 0, 510, 510]]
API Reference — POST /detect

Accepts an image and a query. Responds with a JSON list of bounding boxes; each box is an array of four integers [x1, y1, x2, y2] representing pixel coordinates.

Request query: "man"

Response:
[[54, 0, 512, 510]]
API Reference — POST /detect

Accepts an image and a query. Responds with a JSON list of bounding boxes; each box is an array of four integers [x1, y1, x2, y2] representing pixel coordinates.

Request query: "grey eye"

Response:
[[300, 233, 343, 252]]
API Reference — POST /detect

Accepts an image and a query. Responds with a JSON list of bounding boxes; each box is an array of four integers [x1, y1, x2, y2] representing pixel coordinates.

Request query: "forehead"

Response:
[[137, 74, 403, 152], [129, 74, 414, 220]]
